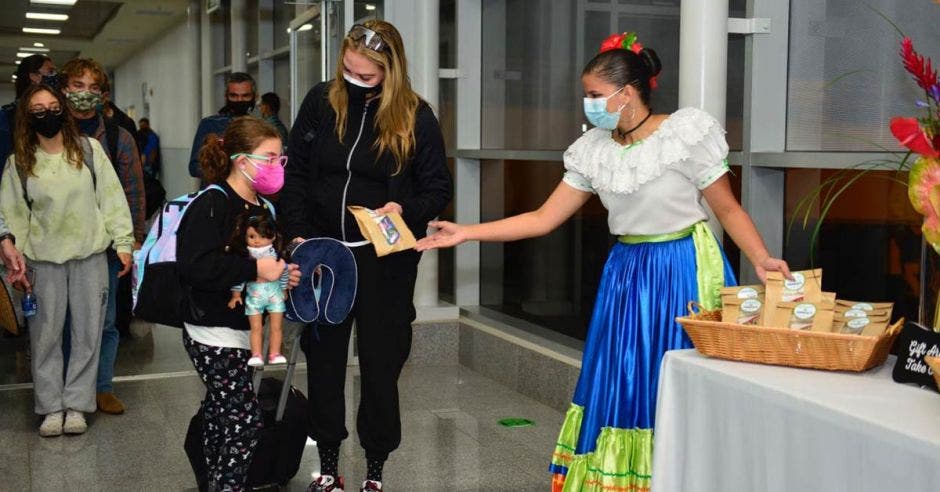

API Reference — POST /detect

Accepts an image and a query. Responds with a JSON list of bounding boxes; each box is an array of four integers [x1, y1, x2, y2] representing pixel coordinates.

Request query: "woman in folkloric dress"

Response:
[[416, 32, 790, 491]]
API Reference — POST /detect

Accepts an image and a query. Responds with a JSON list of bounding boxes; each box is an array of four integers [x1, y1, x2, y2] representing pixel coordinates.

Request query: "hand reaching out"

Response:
[[415, 221, 468, 252]]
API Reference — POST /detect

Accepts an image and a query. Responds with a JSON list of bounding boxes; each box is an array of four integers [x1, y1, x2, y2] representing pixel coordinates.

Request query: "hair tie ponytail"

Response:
[[639, 47, 662, 90]]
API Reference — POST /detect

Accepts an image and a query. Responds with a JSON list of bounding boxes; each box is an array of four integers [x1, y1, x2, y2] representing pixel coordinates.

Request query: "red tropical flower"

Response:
[[901, 37, 938, 91], [891, 117, 940, 158]]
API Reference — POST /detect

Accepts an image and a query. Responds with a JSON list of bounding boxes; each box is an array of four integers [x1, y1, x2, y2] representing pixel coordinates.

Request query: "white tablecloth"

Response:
[[652, 350, 940, 492]]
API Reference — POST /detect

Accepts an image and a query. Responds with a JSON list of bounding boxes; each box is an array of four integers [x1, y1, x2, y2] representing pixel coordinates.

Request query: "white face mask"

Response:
[[343, 72, 379, 88], [247, 244, 275, 259]]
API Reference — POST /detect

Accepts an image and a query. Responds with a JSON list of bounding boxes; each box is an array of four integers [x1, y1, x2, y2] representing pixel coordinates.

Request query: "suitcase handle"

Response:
[[252, 323, 305, 423]]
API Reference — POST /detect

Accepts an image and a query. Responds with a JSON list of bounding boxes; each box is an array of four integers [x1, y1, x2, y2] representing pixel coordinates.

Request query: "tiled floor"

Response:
[[0, 364, 564, 491], [1, 322, 252, 385]]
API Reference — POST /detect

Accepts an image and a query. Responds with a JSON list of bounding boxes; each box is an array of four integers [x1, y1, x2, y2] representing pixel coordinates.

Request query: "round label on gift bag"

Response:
[[741, 299, 762, 313], [794, 303, 816, 320], [784, 272, 805, 290], [737, 287, 759, 299], [845, 317, 870, 334], [851, 302, 874, 311], [844, 309, 868, 319]]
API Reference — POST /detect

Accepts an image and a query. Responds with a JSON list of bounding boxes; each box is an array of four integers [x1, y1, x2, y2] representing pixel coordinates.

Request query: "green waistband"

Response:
[[617, 225, 696, 244], [617, 222, 724, 310]]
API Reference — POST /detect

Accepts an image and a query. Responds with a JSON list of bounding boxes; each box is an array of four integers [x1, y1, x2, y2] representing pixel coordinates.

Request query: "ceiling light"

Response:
[[20, 47, 51, 53], [29, 0, 77, 5], [17, 52, 36, 58], [298, 23, 313, 32], [15, 61, 21, 65], [11, 75, 17, 80], [365, 4, 376, 10], [22, 27, 61, 35], [34, 42, 44, 47], [26, 12, 69, 21]]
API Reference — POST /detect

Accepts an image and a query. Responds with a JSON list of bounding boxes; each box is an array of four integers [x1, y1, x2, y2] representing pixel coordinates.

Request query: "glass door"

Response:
[[289, 1, 345, 119]]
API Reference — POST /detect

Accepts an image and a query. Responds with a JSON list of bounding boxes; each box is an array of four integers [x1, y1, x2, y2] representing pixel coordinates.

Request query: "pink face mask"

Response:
[[234, 153, 287, 195]]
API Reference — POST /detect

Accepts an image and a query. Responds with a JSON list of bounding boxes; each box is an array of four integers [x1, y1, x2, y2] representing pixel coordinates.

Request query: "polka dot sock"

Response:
[[366, 457, 384, 482], [318, 446, 340, 478]]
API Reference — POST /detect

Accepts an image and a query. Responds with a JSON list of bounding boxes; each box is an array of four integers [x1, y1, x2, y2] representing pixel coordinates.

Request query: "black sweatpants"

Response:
[[302, 247, 419, 461]]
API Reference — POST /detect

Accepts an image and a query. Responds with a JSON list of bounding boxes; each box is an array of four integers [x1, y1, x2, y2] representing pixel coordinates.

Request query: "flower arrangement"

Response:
[[893, 38, 940, 254], [791, 36, 940, 329]]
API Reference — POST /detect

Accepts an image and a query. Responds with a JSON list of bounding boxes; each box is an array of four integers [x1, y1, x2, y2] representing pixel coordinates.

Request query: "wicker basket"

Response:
[[677, 302, 904, 372], [926, 356, 940, 388]]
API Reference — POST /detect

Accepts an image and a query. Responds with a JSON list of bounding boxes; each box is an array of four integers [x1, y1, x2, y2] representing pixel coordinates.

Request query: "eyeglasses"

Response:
[[231, 153, 288, 167], [28, 107, 63, 119], [347, 24, 386, 52]]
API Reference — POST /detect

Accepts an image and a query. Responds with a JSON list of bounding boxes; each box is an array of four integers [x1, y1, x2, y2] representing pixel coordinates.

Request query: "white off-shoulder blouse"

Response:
[[562, 107, 730, 236]]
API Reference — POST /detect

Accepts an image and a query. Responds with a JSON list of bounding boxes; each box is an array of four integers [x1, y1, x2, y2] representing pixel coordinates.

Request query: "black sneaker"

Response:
[[307, 475, 345, 492], [360, 480, 382, 492]]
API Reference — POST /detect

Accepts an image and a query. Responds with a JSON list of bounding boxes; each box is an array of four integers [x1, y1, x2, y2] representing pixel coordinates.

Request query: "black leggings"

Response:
[[302, 247, 419, 461], [184, 331, 263, 491]]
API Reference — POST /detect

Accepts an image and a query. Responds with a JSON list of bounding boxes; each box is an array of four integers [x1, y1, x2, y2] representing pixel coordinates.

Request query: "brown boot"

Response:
[[96, 392, 126, 414]]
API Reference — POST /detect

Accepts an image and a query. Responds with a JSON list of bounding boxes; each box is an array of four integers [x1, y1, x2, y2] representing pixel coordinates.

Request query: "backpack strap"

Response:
[[103, 117, 120, 171], [16, 164, 31, 211], [80, 136, 97, 191]]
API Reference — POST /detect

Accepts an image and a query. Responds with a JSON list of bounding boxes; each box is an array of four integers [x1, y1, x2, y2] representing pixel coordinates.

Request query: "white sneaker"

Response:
[[39, 411, 63, 437], [268, 353, 287, 365], [63, 410, 87, 434], [248, 356, 265, 367]]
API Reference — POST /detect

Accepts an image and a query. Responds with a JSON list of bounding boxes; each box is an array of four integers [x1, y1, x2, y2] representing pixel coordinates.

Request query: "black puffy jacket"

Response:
[[282, 81, 453, 243]]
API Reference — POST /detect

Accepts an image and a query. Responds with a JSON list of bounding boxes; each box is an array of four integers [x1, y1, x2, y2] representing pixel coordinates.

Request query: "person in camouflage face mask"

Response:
[[59, 58, 146, 417]]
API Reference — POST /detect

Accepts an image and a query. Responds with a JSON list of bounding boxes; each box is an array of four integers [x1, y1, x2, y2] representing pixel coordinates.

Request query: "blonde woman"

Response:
[[282, 20, 452, 492]]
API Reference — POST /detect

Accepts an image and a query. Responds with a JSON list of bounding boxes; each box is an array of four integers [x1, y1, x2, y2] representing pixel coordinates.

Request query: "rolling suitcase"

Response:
[[185, 328, 309, 491]]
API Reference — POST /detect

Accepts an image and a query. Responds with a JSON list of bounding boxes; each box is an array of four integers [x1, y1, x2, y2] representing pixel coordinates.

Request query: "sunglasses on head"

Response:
[[348, 24, 386, 52]]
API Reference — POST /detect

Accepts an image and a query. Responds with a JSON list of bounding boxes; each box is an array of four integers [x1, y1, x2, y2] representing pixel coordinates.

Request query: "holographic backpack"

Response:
[[131, 185, 226, 327]]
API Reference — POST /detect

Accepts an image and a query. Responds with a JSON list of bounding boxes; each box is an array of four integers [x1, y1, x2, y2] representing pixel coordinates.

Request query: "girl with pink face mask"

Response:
[[176, 116, 301, 491]]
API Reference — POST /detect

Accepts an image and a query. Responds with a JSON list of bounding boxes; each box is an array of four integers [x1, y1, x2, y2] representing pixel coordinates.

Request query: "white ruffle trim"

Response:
[[564, 107, 729, 194]]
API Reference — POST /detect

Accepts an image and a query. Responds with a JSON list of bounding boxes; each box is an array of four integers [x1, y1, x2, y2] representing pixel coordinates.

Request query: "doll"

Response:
[[228, 212, 289, 367]]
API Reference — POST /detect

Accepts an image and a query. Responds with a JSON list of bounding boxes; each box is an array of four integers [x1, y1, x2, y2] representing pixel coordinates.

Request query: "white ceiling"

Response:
[[1, 0, 189, 87]]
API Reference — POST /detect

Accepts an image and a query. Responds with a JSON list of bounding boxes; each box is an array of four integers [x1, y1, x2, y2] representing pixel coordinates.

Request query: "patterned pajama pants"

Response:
[[183, 331, 263, 491]]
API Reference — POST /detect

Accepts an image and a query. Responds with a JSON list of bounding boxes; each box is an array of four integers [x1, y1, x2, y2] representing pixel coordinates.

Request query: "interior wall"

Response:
[[113, 21, 200, 199], [0, 84, 14, 106]]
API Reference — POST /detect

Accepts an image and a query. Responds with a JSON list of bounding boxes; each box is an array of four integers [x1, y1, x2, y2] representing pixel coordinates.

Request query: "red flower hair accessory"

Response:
[[598, 32, 658, 89]]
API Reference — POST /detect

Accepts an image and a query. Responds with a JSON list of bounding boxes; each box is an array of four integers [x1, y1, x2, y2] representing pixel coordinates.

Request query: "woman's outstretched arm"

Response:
[[416, 181, 592, 251]]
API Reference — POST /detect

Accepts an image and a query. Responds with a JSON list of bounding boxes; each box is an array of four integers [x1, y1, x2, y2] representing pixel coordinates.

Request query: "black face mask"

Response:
[[31, 112, 65, 139], [227, 99, 254, 116], [40, 74, 59, 91], [345, 79, 382, 103]]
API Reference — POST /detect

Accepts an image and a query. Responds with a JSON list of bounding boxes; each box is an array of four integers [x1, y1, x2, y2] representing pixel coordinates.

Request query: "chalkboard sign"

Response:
[[892, 321, 940, 392]]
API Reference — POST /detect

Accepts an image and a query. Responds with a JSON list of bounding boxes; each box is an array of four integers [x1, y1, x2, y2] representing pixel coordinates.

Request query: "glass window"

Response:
[[479, 160, 610, 340], [274, 3, 292, 49], [273, 54, 291, 126], [354, 0, 383, 22], [211, 7, 229, 69], [246, 0, 259, 59], [783, 168, 929, 323], [481, 0, 686, 151], [726, 0, 746, 150], [786, 0, 940, 151], [440, 0, 457, 68], [295, 14, 323, 96]]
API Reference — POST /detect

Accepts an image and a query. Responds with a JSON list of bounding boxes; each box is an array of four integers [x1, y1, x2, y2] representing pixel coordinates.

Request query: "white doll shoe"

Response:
[[247, 355, 264, 367], [268, 353, 287, 365]]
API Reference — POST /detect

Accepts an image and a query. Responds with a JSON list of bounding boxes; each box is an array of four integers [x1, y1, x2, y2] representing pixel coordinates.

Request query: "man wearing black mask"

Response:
[[188, 72, 257, 180]]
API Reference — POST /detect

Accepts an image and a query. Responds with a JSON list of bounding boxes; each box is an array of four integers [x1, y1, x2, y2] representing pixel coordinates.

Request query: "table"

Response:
[[651, 350, 940, 492]]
